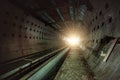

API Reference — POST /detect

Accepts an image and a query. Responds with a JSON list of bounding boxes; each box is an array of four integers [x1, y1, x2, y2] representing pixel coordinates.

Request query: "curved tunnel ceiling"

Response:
[[9, 0, 93, 39]]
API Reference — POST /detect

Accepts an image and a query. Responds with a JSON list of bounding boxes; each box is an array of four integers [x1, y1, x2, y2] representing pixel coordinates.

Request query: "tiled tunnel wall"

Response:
[[84, 0, 120, 80], [0, 0, 62, 63]]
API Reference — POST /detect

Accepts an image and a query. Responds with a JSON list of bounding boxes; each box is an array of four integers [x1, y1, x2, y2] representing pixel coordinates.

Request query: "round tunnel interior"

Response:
[[0, 0, 120, 80]]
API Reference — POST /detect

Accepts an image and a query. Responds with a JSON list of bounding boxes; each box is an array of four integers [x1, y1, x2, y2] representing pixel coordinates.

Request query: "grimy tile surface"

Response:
[[54, 49, 89, 80]]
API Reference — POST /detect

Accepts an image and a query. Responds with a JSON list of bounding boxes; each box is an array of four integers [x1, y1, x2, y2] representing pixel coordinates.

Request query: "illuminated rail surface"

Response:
[[0, 47, 69, 80]]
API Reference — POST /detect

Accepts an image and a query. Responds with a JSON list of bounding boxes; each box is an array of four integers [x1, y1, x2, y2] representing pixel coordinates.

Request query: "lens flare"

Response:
[[63, 35, 80, 47]]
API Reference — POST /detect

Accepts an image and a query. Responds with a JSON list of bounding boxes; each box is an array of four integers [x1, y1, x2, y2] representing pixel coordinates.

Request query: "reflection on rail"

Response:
[[0, 47, 69, 80], [27, 48, 69, 80]]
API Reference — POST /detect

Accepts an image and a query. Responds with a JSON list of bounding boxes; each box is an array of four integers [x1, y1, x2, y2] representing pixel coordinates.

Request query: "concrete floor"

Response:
[[54, 49, 92, 80]]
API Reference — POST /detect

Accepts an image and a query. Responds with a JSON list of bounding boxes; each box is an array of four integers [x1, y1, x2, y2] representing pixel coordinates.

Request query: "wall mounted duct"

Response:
[[44, 12, 55, 23], [69, 6, 74, 21], [78, 5, 87, 20], [56, 8, 65, 22]]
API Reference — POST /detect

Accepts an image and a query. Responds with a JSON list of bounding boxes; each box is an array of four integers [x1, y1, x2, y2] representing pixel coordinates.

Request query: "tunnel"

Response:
[[0, 0, 120, 80]]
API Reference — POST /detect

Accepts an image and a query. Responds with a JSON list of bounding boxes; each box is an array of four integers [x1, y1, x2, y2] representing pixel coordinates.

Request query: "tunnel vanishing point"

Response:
[[0, 0, 120, 80]]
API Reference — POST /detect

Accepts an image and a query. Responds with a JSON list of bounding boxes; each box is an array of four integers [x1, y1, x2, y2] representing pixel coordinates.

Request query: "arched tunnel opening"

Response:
[[0, 0, 120, 80]]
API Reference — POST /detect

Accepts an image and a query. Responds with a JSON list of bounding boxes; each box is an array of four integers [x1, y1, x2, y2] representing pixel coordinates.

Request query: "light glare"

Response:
[[64, 36, 80, 47]]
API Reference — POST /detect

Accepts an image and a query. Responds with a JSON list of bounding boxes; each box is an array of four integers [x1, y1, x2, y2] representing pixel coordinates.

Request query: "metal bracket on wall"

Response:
[[103, 38, 119, 62]]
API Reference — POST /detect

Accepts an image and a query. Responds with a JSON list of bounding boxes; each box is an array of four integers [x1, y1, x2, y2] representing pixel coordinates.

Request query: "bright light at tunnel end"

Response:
[[63, 35, 81, 47]]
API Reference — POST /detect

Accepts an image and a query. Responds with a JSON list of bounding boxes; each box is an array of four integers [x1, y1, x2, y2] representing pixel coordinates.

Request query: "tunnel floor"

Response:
[[54, 49, 93, 80]]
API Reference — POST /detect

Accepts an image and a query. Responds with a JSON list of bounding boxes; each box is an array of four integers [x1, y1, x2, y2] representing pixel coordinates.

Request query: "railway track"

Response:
[[0, 47, 69, 80]]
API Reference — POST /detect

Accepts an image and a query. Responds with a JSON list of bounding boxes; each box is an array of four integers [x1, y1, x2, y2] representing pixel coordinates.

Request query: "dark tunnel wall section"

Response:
[[84, 0, 120, 80], [0, 0, 61, 63]]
